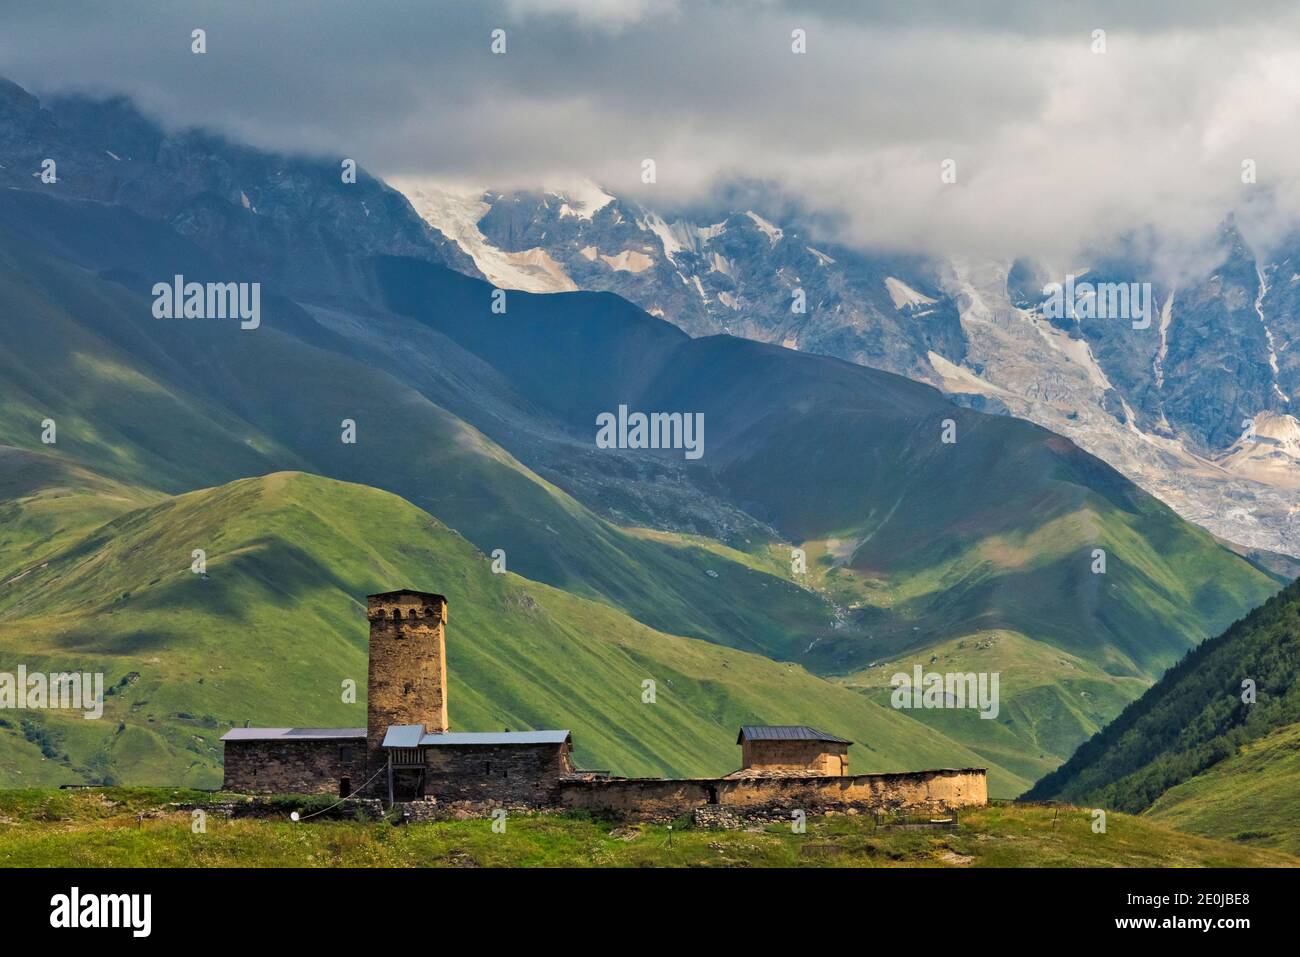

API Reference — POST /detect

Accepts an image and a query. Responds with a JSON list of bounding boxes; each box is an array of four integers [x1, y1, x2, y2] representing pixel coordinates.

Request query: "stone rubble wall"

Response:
[[223, 737, 987, 826], [741, 739, 849, 774], [222, 738, 368, 794], [423, 743, 570, 804], [557, 767, 986, 822]]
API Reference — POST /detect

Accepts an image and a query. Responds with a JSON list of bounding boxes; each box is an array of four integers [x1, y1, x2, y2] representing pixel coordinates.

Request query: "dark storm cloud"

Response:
[[3, 0, 1300, 261]]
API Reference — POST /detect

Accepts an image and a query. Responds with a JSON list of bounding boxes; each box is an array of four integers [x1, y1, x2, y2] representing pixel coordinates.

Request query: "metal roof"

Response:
[[223, 725, 571, 747], [414, 730, 571, 747], [381, 724, 426, 749], [220, 727, 365, 742], [737, 725, 853, 746]]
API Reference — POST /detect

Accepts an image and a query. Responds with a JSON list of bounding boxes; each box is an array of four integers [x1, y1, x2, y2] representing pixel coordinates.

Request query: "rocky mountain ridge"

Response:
[[398, 179, 1300, 559]]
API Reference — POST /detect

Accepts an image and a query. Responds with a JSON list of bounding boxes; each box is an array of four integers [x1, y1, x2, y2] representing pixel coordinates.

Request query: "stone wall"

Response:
[[222, 738, 368, 795], [558, 768, 986, 821], [558, 778, 716, 818], [742, 739, 849, 775], [223, 731, 985, 818], [422, 743, 572, 805], [718, 767, 984, 811]]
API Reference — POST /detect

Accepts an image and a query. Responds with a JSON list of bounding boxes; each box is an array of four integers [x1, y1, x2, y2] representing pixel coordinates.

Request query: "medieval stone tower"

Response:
[[366, 590, 449, 767]]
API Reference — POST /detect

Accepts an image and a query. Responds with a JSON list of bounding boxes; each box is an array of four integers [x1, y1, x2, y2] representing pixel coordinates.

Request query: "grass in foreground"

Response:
[[0, 789, 1294, 868]]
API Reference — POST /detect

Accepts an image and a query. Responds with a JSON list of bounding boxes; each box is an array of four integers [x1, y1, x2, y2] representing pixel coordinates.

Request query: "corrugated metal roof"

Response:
[[736, 725, 852, 745], [417, 730, 571, 747], [382, 724, 426, 749], [223, 726, 571, 746], [220, 727, 365, 742]]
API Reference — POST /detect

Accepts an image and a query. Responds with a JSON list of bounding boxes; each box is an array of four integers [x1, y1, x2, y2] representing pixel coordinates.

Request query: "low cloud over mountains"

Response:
[[7, 1, 1300, 265]]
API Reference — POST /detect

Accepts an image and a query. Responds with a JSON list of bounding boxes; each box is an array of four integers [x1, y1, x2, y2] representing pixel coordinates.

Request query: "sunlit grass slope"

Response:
[[0, 472, 1007, 790], [1144, 722, 1300, 856]]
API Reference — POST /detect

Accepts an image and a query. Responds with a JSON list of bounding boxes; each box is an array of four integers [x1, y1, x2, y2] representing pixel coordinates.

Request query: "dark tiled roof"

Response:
[[737, 725, 852, 745]]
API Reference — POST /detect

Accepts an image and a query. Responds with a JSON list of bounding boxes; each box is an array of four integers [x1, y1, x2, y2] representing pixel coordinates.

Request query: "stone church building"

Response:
[[222, 590, 576, 803], [222, 589, 988, 815]]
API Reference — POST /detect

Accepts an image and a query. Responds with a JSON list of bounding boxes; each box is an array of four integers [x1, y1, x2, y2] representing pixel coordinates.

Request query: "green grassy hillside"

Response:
[[1026, 578, 1300, 815], [0, 446, 160, 582], [0, 222, 836, 664], [0, 471, 1015, 791], [0, 227, 308, 491], [1145, 721, 1300, 856], [374, 256, 1279, 682], [0, 130, 1281, 799], [0, 789, 1293, 868], [702, 373, 1278, 679], [0, 220, 1280, 794], [840, 630, 1150, 788]]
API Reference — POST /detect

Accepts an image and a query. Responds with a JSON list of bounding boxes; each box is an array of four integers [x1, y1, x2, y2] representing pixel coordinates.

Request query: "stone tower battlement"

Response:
[[366, 590, 448, 765], [366, 591, 448, 624]]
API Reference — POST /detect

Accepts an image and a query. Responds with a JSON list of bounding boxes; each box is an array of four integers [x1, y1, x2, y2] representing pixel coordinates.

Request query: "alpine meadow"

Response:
[[1, 3, 1298, 938]]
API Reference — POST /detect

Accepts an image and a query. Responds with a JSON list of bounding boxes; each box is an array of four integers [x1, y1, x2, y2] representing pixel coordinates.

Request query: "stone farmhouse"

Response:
[[222, 590, 986, 818]]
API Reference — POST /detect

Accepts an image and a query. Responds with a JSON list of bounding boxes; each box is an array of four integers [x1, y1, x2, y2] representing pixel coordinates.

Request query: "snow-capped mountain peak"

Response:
[[393, 178, 577, 292], [392, 178, 1300, 557]]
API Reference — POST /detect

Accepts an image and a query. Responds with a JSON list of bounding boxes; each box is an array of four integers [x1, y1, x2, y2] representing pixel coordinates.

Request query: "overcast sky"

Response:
[[4, 0, 1300, 266]]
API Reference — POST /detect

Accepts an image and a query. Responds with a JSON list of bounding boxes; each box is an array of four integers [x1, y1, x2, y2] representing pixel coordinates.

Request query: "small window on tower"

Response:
[[483, 761, 491, 775], [391, 609, 401, 621], [340, 746, 353, 763], [403, 682, 413, 695]]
